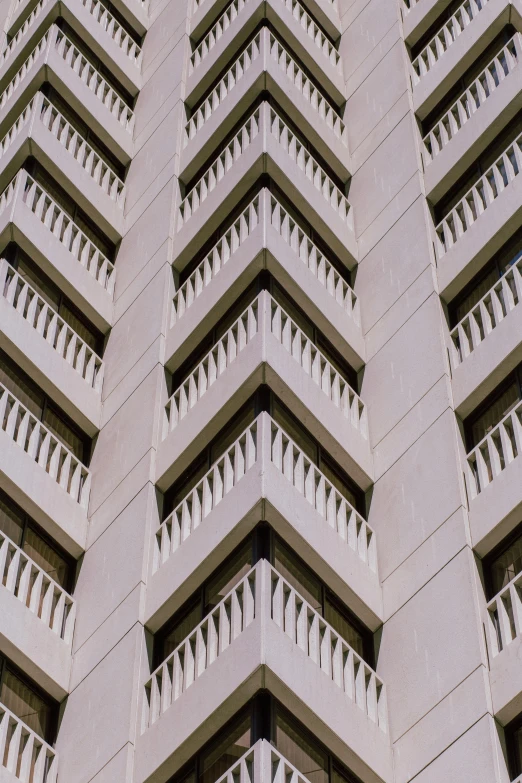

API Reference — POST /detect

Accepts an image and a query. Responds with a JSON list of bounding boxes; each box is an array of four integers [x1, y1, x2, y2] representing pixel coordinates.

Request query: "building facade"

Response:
[[0, 0, 521, 779]]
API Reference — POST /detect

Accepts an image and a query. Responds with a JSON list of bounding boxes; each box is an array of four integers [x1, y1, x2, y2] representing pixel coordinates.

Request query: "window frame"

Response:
[[0, 653, 59, 744], [463, 364, 522, 451], [482, 520, 522, 600]]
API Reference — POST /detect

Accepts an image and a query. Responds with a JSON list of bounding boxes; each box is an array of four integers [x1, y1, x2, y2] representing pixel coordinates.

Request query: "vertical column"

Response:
[[339, 0, 502, 780], [54, 2, 190, 781]]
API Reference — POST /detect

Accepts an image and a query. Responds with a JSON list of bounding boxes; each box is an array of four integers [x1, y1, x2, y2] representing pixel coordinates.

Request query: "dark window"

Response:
[[483, 522, 522, 600], [167, 694, 362, 783], [506, 712, 522, 779], [0, 489, 75, 591], [25, 160, 116, 261], [154, 525, 372, 668], [41, 86, 126, 180], [0, 349, 92, 464], [421, 28, 516, 136], [163, 388, 365, 517], [170, 273, 357, 394], [435, 110, 522, 219], [448, 229, 522, 328], [464, 365, 522, 450], [4, 245, 104, 355], [0, 654, 58, 743]]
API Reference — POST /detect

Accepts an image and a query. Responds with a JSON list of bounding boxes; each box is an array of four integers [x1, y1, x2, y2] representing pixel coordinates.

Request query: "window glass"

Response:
[[321, 457, 358, 510], [204, 541, 253, 612], [200, 713, 251, 783], [489, 530, 522, 597], [209, 400, 257, 464], [275, 709, 328, 783], [0, 666, 51, 740], [274, 538, 321, 612], [272, 399, 316, 463], [510, 722, 522, 777], [470, 381, 520, 448], [0, 495, 24, 546], [161, 598, 201, 661], [324, 597, 364, 658], [24, 528, 70, 589], [43, 406, 85, 462], [16, 258, 60, 311], [454, 266, 499, 325], [59, 304, 99, 353], [0, 354, 43, 417]]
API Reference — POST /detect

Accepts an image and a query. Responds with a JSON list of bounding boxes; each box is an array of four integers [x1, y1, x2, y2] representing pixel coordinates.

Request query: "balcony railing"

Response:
[[412, 0, 489, 83], [0, 259, 105, 391], [0, 381, 91, 506], [0, 702, 57, 783], [184, 29, 347, 149], [0, 170, 116, 293], [434, 129, 522, 258], [154, 414, 376, 575], [0, 26, 135, 132], [177, 104, 352, 232], [466, 399, 522, 499], [154, 418, 258, 572], [164, 295, 259, 435], [0, 93, 126, 204], [142, 561, 385, 733], [79, 0, 142, 66], [188, 0, 342, 77], [0, 0, 51, 73], [422, 35, 520, 163], [211, 741, 314, 783], [486, 569, 522, 658], [449, 256, 522, 367], [170, 191, 358, 330], [0, 529, 76, 641]]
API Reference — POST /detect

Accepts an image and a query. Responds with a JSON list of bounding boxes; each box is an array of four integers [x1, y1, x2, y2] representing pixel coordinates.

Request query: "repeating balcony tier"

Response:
[[174, 103, 356, 274], [0, 529, 74, 699], [186, 0, 345, 110], [464, 399, 522, 555], [181, 28, 349, 184], [0, 169, 114, 332], [7, 0, 149, 41], [449, 255, 522, 418], [0, 258, 103, 434], [485, 570, 522, 724], [0, 0, 141, 102], [0, 92, 125, 241], [0, 380, 89, 557], [411, 0, 514, 121], [149, 413, 381, 635], [0, 703, 57, 783], [158, 290, 371, 493], [0, 25, 134, 165], [137, 561, 391, 783], [189, 0, 342, 49], [422, 34, 522, 203], [167, 190, 364, 374], [435, 124, 522, 302], [204, 742, 317, 783]]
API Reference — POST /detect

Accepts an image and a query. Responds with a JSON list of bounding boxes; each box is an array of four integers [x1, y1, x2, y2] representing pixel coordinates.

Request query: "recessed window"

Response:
[[154, 525, 373, 668], [0, 489, 75, 591], [483, 522, 522, 600], [464, 364, 522, 451], [0, 654, 58, 743]]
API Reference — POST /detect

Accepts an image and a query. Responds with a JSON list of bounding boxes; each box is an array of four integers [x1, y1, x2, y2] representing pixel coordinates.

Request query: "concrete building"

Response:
[[0, 0, 522, 778]]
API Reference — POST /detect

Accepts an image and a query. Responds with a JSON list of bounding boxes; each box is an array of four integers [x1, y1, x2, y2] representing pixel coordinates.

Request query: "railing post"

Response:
[[258, 411, 272, 491]]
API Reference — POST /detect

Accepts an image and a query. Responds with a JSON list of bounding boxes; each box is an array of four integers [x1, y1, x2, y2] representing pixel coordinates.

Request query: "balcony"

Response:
[[166, 189, 364, 373], [186, 0, 345, 110], [411, 0, 512, 120], [464, 400, 522, 554], [434, 126, 522, 302], [149, 413, 382, 637], [0, 170, 114, 332], [181, 28, 349, 184], [0, 0, 141, 101], [189, 0, 341, 52], [0, 704, 57, 783], [448, 254, 522, 417], [0, 92, 125, 241], [484, 570, 522, 724], [401, 0, 449, 48], [174, 104, 356, 274], [0, 380, 90, 557], [137, 561, 391, 783], [157, 289, 371, 493], [0, 529, 74, 698], [0, 258, 103, 434], [422, 34, 522, 203], [0, 25, 134, 163]]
